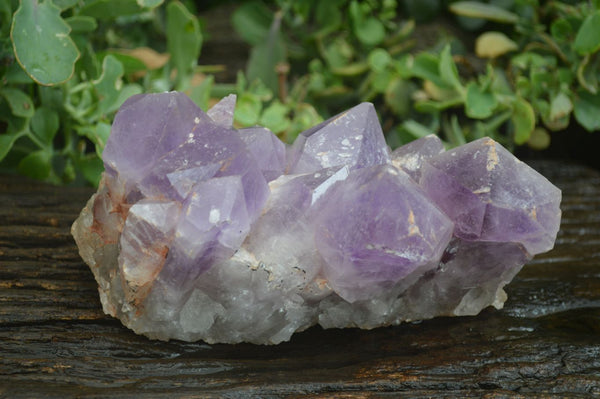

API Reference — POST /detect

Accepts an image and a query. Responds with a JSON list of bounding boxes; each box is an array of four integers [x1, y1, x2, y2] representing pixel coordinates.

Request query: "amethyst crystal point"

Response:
[[391, 134, 445, 182], [207, 94, 236, 127], [72, 92, 562, 344], [103, 92, 211, 192], [420, 137, 562, 254], [238, 127, 286, 181], [313, 164, 454, 302], [287, 102, 391, 174]]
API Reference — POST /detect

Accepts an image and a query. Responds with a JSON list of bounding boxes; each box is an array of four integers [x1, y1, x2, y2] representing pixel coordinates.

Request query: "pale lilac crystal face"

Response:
[[238, 127, 286, 182], [103, 91, 269, 220], [159, 175, 251, 291], [420, 138, 562, 255], [287, 103, 391, 174], [247, 166, 350, 247], [313, 164, 454, 302], [391, 134, 445, 182], [103, 92, 213, 191], [72, 93, 562, 345], [207, 94, 236, 127]]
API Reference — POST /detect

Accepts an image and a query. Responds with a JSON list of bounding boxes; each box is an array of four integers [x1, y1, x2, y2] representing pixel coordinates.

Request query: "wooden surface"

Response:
[[1, 161, 600, 398]]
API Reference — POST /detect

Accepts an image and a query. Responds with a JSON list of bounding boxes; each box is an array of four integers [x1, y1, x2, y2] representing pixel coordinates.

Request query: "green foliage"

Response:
[[11, 0, 80, 85], [166, 1, 202, 89], [0, 0, 201, 185], [231, 0, 600, 150], [448, 1, 518, 24]]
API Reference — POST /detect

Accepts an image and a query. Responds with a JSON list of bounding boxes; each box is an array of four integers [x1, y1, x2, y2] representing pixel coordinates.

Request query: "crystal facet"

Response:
[[72, 92, 562, 344]]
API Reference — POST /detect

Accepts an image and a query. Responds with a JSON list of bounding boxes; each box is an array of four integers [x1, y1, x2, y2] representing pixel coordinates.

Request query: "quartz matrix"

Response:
[[72, 92, 562, 344]]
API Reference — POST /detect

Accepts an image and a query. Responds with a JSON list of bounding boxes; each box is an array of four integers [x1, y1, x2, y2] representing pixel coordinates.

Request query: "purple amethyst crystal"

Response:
[[238, 126, 287, 182], [420, 137, 561, 255], [391, 134, 445, 182], [287, 102, 391, 174], [313, 164, 454, 302], [72, 92, 562, 344]]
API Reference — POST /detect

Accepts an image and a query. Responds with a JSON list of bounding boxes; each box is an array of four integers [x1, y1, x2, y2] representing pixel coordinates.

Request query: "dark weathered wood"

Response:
[[1, 161, 600, 398]]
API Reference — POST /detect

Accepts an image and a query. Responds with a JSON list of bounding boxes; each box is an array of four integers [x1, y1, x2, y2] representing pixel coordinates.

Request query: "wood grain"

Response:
[[1, 161, 599, 398]]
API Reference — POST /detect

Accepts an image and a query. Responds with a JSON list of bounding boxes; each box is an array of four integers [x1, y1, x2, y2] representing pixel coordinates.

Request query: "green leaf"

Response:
[[393, 54, 413, 78], [550, 18, 573, 42], [530, 70, 554, 97], [354, 18, 386, 46], [410, 53, 447, 89], [37, 86, 61, 112], [315, 0, 343, 35], [574, 11, 600, 55], [445, 114, 466, 146], [93, 55, 125, 116], [234, 93, 262, 126], [287, 103, 322, 143], [439, 44, 462, 91], [449, 1, 518, 24], [511, 98, 535, 145], [323, 38, 354, 69], [511, 52, 555, 70], [98, 51, 147, 75], [574, 90, 600, 131], [557, 67, 574, 86], [231, 0, 273, 46], [401, 120, 434, 139], [65, 16, 97, 33], [490, 67, 513, 95], [235, 70, 248, 93], [189, 75, 214, 111], [137, 0, 164, 8], [167, 0, 202, 87], [18, 150, 52, 180], [10, 0, 80, 85], [577, 54, 600, 94], [259, 100, 290, 134], [0, 132, 25, 162], [78, 0, 143, 20], [332, 62, 369, 76], [31, 107, 59, 145], [384, 78, 413, 116], [246, 13, 286, 94], [368, 48, 392, 73], [4, 62, 34, 84], [94, 122, 112, 158], [372, 69, 394, 93], [0, 88, 34, 118], [349, 0, 385, 46], [475, 31, 518, 58], [527, 128, 550, 151], [465, 83, 497, 119], [114, 83, 142, 113], [77, 155, 104, 186], [415, 97, 463, 113], [0, 0, 13, 37], [52, 0, 79, 10], [549, 92, 573, 122], [72, 35, 100, 80]]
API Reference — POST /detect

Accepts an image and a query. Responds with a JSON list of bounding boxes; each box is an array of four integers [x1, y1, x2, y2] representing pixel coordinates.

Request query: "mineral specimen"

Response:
[[72, 92, 562, 344]]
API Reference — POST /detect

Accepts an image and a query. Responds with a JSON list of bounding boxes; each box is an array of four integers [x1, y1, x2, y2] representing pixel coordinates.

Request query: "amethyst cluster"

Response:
[[72, 92, 561, 344]]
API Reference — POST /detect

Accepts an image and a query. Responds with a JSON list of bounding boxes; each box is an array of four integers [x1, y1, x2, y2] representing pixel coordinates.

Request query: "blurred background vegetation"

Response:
[[1, 0, 600, 186]]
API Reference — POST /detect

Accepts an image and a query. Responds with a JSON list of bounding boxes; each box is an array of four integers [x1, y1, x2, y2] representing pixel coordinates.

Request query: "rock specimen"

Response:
[[72, 92, 562, 344]]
